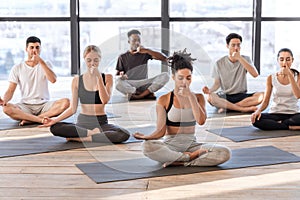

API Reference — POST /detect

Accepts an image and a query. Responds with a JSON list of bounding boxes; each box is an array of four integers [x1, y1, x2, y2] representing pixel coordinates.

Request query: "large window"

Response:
[[0, 22, 71, 79], [260, 0, 300, 76], [79, 0, 161, 17], [170, 0, 253, 17], [0, 0, 300, 79], [170, 21, 252, 76], [79, 22, 161, 77], [0, 0, 69, 17]]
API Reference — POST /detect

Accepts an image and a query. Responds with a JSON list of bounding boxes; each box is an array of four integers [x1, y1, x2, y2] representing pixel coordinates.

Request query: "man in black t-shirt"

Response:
[[116, 29, 169, 100]]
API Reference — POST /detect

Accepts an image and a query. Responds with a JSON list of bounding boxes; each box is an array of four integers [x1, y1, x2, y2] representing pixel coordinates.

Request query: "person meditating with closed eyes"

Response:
[[40, 45, 130, 143], [251, 48, 300, 130], [134, 49, 231, 167]]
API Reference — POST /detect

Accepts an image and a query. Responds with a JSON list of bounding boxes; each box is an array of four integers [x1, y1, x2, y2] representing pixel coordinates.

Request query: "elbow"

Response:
[[197, 117, 207, 125], [252, 73, 259, 78], [198, 120, 206, 125], [102, 100, 109, 104], [50, 78, 57, 83]]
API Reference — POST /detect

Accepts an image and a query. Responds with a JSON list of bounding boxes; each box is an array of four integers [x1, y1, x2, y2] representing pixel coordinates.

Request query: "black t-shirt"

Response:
[[116, 51, 152, 80]]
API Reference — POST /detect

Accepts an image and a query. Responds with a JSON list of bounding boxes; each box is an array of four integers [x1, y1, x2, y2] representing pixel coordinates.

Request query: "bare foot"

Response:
[[19, 120, 34, 126], [218, 108, 226, 113], [163, 149, 208, 167], [88, 128, 100, 137], [289, 126, 300, 130], [189, 149, 208, 160], [66, 136, 92, 142]]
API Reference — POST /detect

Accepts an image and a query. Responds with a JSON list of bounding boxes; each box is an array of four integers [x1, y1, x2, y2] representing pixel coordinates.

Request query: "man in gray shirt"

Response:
[[115, 29, 169, 100], [202, 33, 264, 113]]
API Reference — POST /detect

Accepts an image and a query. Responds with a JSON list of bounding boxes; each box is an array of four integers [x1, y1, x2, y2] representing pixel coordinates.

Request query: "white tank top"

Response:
[[269, 74, 299, 114]]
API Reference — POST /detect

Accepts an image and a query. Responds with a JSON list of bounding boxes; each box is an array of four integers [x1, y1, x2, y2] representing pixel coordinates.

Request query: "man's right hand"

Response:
[[119, 71, 128, 80], [202, 86, 210, 94]]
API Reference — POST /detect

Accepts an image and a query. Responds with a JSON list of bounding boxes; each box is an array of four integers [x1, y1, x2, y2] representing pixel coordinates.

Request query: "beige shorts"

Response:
[[16, 101, 55, 116]]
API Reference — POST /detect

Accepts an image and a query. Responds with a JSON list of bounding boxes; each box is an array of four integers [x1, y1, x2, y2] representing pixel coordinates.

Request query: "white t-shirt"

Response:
[[9, 61, 52, 104], [212, 55, 252, 95], [269, 74, 299, 114]]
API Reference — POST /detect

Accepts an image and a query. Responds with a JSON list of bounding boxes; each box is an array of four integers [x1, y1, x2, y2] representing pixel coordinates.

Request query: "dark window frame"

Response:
[[1, 0, 300, 75]]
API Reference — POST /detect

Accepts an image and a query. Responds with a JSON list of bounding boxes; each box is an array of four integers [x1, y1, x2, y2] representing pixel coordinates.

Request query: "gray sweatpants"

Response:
[[115, 72, 169, 95], [142, 133, 231, 166]]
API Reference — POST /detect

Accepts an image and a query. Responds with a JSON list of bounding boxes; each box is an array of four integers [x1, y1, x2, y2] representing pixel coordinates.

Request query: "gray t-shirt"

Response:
[[212, 55, 253, 95]]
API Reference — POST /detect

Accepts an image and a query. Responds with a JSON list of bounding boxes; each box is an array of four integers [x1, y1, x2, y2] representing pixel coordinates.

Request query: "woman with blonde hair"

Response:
[[41, 45, 130, 143]]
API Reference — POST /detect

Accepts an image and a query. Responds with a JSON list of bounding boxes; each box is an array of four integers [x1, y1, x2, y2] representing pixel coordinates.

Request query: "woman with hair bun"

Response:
[[134, 49, 231, 167]]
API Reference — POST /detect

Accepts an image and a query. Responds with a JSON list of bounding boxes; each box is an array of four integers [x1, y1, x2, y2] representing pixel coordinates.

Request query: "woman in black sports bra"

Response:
[[134, 49, 231, 167], [40, 45, 129, 143]]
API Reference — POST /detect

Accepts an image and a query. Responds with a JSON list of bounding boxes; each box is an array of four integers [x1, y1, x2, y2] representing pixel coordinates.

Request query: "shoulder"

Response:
[[119, 51, 130, 57], [10, 63, 23, 73], [72, 75, 80, 86], [157, 92, 171, 108], [195, 93, 205, 102], [266, 74, 273, 85], [215, 56, 227, 65], [104, 73, 113, 79], [12, 62, 23, 69]]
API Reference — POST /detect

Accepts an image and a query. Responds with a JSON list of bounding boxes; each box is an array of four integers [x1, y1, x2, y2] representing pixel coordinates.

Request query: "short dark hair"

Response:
[[277, 48, 293, 58], [26, 36, 41, 47], [127, 29, 141, 38], [168, 48, 196, 75], [226, 33, 242, 45]]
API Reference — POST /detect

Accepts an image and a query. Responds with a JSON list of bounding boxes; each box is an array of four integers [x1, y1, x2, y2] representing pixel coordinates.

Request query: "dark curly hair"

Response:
[[168, 48, 196, 75]]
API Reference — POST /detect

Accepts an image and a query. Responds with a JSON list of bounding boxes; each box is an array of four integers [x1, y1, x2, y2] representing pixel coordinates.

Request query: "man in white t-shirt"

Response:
[[202, 33, 264, 113], [0, 36, 69, 125]]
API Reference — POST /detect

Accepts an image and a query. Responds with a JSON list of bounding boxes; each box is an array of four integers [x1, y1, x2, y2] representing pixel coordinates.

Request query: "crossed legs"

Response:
[[2, 98, 70, 125], [207, 92, 264, 113]]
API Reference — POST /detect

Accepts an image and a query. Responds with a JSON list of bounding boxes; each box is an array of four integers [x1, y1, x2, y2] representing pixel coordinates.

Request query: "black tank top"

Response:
[[78, 73, 106, 104]]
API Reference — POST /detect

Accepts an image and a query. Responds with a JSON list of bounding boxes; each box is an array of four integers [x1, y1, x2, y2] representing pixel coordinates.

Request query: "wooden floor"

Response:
[[0, 76, 300, 199]]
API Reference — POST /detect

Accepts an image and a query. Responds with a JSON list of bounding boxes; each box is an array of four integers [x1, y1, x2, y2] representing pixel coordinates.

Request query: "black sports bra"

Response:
[[78, 73, 106, 104], [166, 91, 196, 127]]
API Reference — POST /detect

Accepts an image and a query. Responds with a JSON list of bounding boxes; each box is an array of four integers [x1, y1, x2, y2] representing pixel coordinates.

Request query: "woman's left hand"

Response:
[[133, 132, 147, 140]]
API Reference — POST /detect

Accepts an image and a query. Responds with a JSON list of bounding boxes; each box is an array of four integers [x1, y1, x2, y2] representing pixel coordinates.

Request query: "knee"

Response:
[[159, 72, 170, 84], [220, 146, 231, 162], [110, 128, 130, 143], [61, 98, 70, 110], [50, 124, 61, 136], [209, 144, 231, 164], [162, 72, 170, 80], [115, 79, 123, 90], [142, 140, 159, 155], [2, 105, 15, 116]]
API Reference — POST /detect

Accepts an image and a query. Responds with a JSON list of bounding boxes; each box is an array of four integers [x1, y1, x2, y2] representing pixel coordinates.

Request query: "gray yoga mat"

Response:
[[0, 134, 139, 158], [207, 126, 300, 142], [0, 125, 155, 158], [76, 145, 300, 183], [0, 112, 120, 131]]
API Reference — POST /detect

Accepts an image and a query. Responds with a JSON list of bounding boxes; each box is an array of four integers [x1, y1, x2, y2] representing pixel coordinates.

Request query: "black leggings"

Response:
[[50, 114, 130, 143], [252, 113, 300, 130]]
